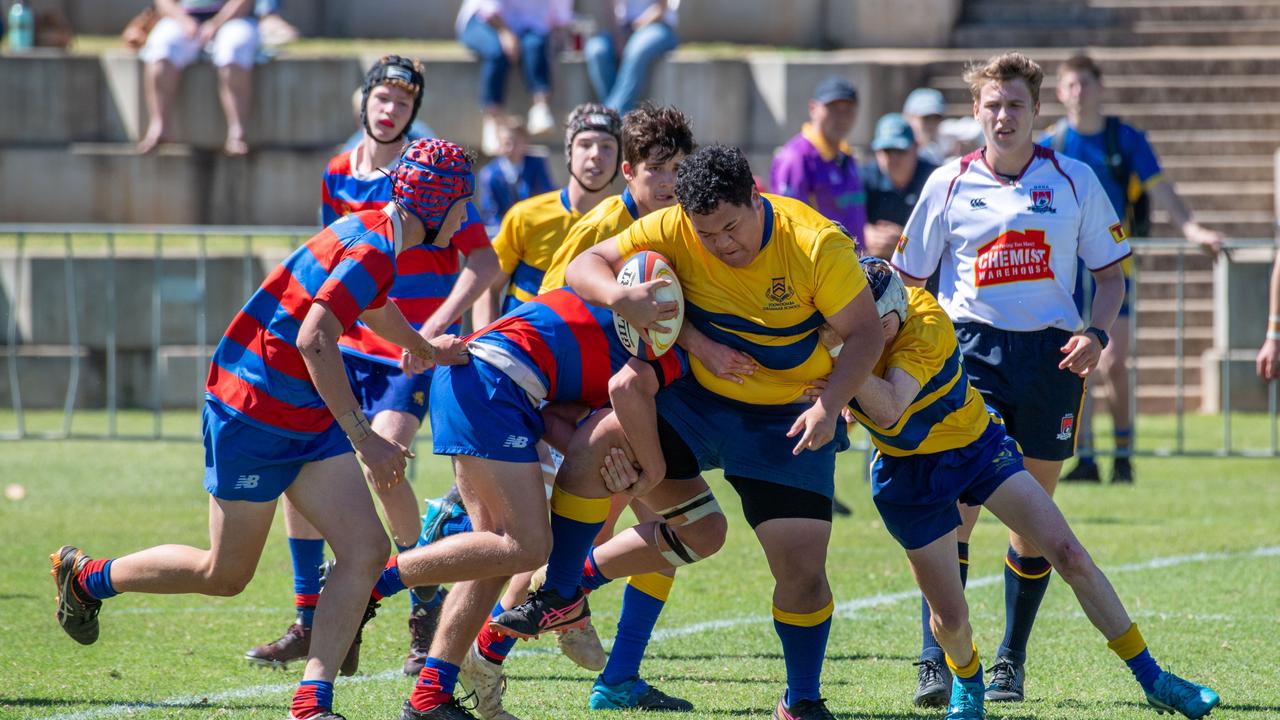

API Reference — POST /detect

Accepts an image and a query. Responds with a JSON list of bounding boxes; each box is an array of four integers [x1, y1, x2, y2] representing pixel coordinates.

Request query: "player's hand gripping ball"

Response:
[[614, 251, 684, 360]]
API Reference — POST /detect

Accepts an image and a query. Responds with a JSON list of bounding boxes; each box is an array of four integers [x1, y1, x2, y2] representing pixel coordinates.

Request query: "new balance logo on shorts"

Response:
[[503, 435, 530, 449], [234, 474, 260, 490], [1056, 414, 1075, 441]]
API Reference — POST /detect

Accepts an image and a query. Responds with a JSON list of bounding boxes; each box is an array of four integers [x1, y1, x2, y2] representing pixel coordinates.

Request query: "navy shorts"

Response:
[[344, 353, 433, 423], [202, 401, 352, 502], [428, 358, 545, 463], [871, 413, 1024, 550], [954, 322, 1085, 462], [654, 377, 850, 498]]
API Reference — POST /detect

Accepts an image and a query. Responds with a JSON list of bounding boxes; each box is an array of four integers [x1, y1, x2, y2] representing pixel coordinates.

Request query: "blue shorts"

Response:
[[654, 377, 850, 498], [202, 401, 352, 502], [871, 414, 1024, 550], [344, 353, 433, 423], [1073, 261, 1132, 317], [955, 322, 1085, 462], [428, 358, 545, 463]]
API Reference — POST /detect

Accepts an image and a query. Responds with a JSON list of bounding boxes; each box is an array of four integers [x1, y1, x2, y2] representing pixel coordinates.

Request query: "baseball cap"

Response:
[[871, 113, 915, 151], [813, 76, 858, 104], [903, 87, 945, 117]]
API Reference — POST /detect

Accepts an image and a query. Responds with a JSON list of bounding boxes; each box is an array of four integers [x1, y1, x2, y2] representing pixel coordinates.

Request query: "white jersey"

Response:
[[893, 146, 1130, 332]]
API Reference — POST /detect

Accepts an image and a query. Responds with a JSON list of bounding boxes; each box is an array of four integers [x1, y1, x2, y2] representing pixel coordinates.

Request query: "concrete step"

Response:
[[1132, 356, 1204, 388], [951, 22, 1280, 47], [1150, 210, 1275, 240], [1159, 156, 1275, 184], [1144, 129, 1280, 156], [961, 0, 1108, 26], [1172, 181, 1274, 213], [1131, 271, 1216, 300], [1017, 104, 1280, 132], [924, 50, 1280, 80], [934, 75, 1280, 105], [1131, 298, 1215, 329], [1096, 0, 1280, 23], [1132, 251, 1214, 272], [1135, 325, 1214, 357], [1134, 384, 1202, 415]]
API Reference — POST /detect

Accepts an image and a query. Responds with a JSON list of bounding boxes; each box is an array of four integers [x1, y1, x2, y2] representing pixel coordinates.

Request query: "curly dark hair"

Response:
[[674, 145, 755, 216], [622, 103, 695, 167]]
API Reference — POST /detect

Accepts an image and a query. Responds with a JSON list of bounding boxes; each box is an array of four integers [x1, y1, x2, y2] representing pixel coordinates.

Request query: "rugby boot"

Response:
[[557, 623, 606, 671], [589, 675, 693, 711], [913, 658, 952, 707], [49, 545, 103, 645], [288, 712, 346, 720], [1112, 457, 1135, 484], [1061, 459, 1101, 482], [405, 588, 448, 676], [401, 699, 480, 720], [945, 677, 987, 720], [245, 620, 310, 669], [489, 587, 590, 640], [984, 657, 1024, 702], [458, 643, 521, 720], [772, 694, 836, 720], [1145, 671, 1220, 719]]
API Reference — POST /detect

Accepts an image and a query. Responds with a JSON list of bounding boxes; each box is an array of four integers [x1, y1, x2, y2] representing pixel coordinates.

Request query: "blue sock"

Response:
[[920, 542, 969, 663], [373, 557, 406, 601], [290, 679, 334, 717], [545, 488, 609, 598], [476, 601, 518, 663], [773, 600, 833, 705], [410, 586, 444, 610], [581, 547, 612, 592], [999, 547, 1053, 664], [289, 538, 325, 627], [601, 574, 672, 685], [1126, 649, 1162, 694]]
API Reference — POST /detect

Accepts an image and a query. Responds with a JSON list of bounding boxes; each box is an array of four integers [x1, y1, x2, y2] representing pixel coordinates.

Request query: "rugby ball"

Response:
[[614, 251, 684, 359]]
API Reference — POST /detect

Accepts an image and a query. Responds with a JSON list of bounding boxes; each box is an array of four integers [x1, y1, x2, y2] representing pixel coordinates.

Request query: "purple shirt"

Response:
[[769, 124, 867, 250]]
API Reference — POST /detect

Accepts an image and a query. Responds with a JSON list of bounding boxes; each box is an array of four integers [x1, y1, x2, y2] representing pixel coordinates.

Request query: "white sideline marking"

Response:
[[34, 545, 1280, 720]]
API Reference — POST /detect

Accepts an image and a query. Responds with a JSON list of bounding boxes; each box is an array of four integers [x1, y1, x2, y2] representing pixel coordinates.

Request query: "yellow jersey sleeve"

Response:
[[884, 307, 952, 388], [809, 227, 868, 319]]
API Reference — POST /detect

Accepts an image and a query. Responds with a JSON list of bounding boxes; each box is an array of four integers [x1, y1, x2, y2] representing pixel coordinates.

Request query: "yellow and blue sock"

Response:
[[1109, 623, 1162, 694], [601, 572, 673, 685], [372, 556, 406, 601], [476, 601, 518, 664], [289, 679, 333, 719], [409, 657, 460, 711], [1114, 427, 1133, 457], [920, 542, 969, 663], [773, 599, 834, 705], [581, 547, 612, 592], [946, 645, 983, 688], [76, 557, 119, 601], [288, 538, 325, 627], [998, 546, 1052, 664], [544, 487, 611, 598]]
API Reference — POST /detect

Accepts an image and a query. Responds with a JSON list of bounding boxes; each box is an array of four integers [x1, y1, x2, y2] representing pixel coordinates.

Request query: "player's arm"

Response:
[[676, 323, 756, 384], [296, 302, 413, 490], [607, 358, 666, 497], [1257, 247, 1280, 380], [422, 246, 500, 339], [1146, 181, 1225, 257], [852, 367, 922, 429], [541, 402, 590, 455], [1059, 260, 1125, 378], [359, 301, 468, 370], [788, 287, 884, 454], [566, 238, 679, 337]]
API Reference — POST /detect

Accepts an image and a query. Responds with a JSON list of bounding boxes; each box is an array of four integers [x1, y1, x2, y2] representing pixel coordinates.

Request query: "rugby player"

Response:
[[50, 139, 476, 720], [893, 52, 1128, 705], [842, 257, 1220, 720]]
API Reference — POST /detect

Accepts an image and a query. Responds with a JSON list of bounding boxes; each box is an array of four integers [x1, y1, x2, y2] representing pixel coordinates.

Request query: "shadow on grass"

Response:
[[505, 672, 872, 687], [642, 652, 917, 662], [0, 697, 281, 713], [0, 593, 38, 601]]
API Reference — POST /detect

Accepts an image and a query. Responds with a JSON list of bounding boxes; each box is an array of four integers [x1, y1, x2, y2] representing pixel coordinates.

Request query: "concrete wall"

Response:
[[1201, 248, 1275, 412], [52, 0, 962, 48]]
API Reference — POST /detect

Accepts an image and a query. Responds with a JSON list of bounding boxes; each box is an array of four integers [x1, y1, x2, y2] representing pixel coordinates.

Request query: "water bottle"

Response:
[[7, 0, 34, 52]]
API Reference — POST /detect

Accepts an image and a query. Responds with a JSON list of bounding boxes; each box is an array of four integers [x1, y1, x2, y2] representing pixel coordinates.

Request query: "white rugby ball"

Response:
[[614, 251, 684, 359]]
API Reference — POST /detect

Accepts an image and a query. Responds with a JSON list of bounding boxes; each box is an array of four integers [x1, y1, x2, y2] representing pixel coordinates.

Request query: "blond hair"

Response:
[[963, 52, 1044, 104]]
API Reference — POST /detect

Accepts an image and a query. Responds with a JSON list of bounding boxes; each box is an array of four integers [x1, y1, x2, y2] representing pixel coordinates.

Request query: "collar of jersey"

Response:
[[385, 204, 404, 255], [559, 186, 572, 212], [759, 196, 774, 251], [620, 187, 640, 220], [801, 123, 853, 163], [977, 145, 1040, 186]]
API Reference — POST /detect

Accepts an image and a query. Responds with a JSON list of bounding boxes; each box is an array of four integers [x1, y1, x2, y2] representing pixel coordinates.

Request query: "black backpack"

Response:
[[1051, 117, 1152, 238]]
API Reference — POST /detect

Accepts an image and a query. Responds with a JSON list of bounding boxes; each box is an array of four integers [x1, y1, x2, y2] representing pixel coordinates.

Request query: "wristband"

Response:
[[336, 410, 373, 443], [1268, 330, 1280, 341], [1269, 314, 1280, 331]]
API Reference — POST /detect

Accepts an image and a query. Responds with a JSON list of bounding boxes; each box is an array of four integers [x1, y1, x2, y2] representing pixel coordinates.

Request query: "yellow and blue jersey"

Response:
[[615, 193, 866, 405], [849, 287, 990, 456], [492, 187, 580, 312], [539, 188, 641, 294]]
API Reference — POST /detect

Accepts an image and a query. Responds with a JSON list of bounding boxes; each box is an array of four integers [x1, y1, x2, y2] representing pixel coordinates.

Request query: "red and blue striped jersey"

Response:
[[205, 211, 399, 437], [321, 150, 391, 226], [469, 288, 688, 409]]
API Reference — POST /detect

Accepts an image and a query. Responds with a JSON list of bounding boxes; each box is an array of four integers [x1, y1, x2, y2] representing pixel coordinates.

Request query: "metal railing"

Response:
[[1, 224, 1276, 457]]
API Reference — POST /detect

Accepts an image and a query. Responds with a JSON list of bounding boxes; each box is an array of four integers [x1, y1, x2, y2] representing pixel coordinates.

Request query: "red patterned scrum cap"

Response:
[[392, 138, 476, 230]]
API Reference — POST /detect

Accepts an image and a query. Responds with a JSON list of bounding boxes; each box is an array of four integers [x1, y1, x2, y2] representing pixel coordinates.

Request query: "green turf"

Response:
[[0, 415, 1277, 720]]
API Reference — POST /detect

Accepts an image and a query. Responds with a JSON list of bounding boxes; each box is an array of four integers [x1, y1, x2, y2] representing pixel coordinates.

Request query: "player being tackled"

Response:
[[838, 258, 1220, 720]]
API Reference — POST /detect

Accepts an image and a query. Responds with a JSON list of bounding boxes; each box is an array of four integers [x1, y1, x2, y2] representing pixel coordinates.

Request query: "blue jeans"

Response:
[[459, 14, 551, 109], [584, 22, 679, 112]]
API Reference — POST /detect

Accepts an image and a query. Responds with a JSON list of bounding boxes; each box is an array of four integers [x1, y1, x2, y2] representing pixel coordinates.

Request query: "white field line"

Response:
[[33, 544, 1280, 720]]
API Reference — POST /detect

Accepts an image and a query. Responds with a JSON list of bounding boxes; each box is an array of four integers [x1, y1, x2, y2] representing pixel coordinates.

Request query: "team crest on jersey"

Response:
[[765, 276, 797, 309], [975, 229, 1054, 287], [1109, 222, 1127, 244], [1056, 413, 1075, 441], [1028, 186, 1056, 214]]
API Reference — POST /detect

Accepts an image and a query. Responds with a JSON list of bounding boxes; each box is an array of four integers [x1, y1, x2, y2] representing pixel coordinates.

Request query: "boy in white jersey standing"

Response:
[[893, 52, 1128, 707]]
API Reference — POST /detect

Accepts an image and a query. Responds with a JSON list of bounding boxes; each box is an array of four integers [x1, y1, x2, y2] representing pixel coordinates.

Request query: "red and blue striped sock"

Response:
[[409, 657, 460, 711], [476, 602, 518, 664], [289, 679, 333, 719], [288, 538, 325, 627], [76, 558, 119, 600], [373, 556, 406, 601], [580, 547, 612, 592]]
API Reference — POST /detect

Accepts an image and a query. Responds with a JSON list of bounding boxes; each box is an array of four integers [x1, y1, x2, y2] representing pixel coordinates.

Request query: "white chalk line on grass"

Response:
[[33, 544, 1280, 720]]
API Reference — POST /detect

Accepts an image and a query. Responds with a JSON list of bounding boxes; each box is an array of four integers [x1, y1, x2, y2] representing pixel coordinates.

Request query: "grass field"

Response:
[[1, 413, 1277, 720]]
